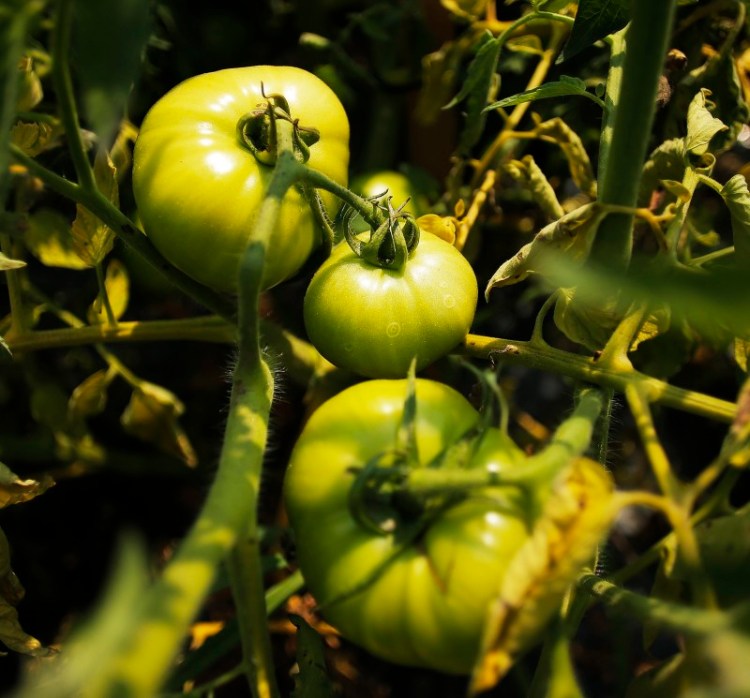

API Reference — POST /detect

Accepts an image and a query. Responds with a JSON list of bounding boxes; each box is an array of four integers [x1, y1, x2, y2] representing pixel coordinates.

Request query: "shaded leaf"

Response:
[[10, 121, 61, 157], [416, 40, 465, 124], [735, 337, 749, 373], [68, 369, 115, 421], [16, 55, 43, 111], [560, 0, 629, 63], [0, 461, 54, 508], [0, 599, 54, 656], [24, 208, 89, 270], [470, 457, 616, 694], [719, 174, 750, 270], [445, 32, 501, 154], [485, 76, 597, 111], [685, 89, 728, 157], [504, 155, 564, 221], [553, 288, 624, 352], [534, 118, 597, 198], [0, 528, 24, 605], [290, 614, 336, 698], [121, 382, 197, 467], [88, 259, 130, 325], [71, 149, 118, 266], [485, 203, 606, 298], [721, 376, 750, 469], [639, 138, 686, 205], [72, 0, 152, 146]]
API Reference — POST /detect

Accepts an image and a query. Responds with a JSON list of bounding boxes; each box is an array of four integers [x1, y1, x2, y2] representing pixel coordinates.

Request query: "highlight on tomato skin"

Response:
[[303, 232, 479, 379], [132, 65, 350, 293]]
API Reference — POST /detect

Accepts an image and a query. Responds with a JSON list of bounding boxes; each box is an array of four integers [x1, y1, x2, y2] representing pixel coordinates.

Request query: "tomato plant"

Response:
[[132, 65, 350, 292], [304, 231, 478, 378], [283, 378, 533, 674]]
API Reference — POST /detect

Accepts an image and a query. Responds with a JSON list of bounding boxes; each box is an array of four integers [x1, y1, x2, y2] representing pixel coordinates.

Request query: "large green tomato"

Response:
[[132, 66, 350, 292], [283, 378, 532, 674], [303, 232, 478, 378], [349, 171, 427, 233]]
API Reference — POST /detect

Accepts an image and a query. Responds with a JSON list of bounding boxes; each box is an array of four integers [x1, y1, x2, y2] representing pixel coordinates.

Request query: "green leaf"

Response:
[[484, 203, 606, 299], [719, 174, 750, 271], [685, 89, 728, 157], [445, 32, 501, 154], [72, 0, 152, 146], [553, 288, 623, 352], [484, 76, 601, 111], [560, 0, 629, 63], [290, 614, 336, 698]]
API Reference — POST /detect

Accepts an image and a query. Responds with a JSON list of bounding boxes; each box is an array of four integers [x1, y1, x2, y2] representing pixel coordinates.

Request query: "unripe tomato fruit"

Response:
[[283, 378, 532, 674], [349, 170, 427, 233], [132, 66, 350, 292], [303, 232, 478, 378]]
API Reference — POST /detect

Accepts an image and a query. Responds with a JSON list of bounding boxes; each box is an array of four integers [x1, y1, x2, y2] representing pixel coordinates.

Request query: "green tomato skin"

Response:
[[303, 232, 478, 378], [283, 379, 532, 674], [349, 171, 426, 233], [132, 66, 350, 293]]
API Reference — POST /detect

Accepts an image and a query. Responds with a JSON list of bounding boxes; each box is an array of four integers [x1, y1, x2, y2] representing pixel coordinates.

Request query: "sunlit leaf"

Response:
[[470, 457, 616, 694], [121, 382, 198, 467], [72, 0, 152, 146], [290, 614, 336, 698], [685, 89, 728, 157], [71, 149, 118, 266], [417, 213, 456, 244], [719, 174, 750, 270], [0, 251, 25, 271], [0, 461, 54, 508], [485, 203, 605, 299], [560, 0, 629, 63], [24, 208, 89, 270], [88, 259, 130, 325], [735, 337, 750, 373], [485, 76, 598, 111], [68, 369, 116, 421], [440, 0, 489, 20], [444, 32, 501, 154]]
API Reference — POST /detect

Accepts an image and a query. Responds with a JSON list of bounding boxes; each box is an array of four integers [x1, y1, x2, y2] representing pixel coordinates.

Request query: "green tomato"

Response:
[[303, 232, 478, 378], [349, 170, 426, 233], [283, 378, 532, 674], [132, 66, 350, 292]]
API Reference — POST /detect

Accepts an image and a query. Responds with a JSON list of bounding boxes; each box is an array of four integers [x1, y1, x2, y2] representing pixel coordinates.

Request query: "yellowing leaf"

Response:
[[68, 369, 115, 421], [72, 149, 118, 266], [504, 156, 564, 221], [16, 56, 42, 112], [25, 208, 89, 270], [416, 213, 456, 244], [734, 337, 749, 373], [534, 118, 596, 199], [470, 457, 616, 695], [0, 251, 25, 271], [88, 259, 130, 325], [0, 461, 54, 508], [10, 121, 59, 157], [440, 0, 489, 20], [121, 382, 197, 467]]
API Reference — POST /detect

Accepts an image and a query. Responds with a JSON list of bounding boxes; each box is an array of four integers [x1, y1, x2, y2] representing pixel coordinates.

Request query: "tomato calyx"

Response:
[[236, 87, 321, 166], [341, 196, 421, 270]]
